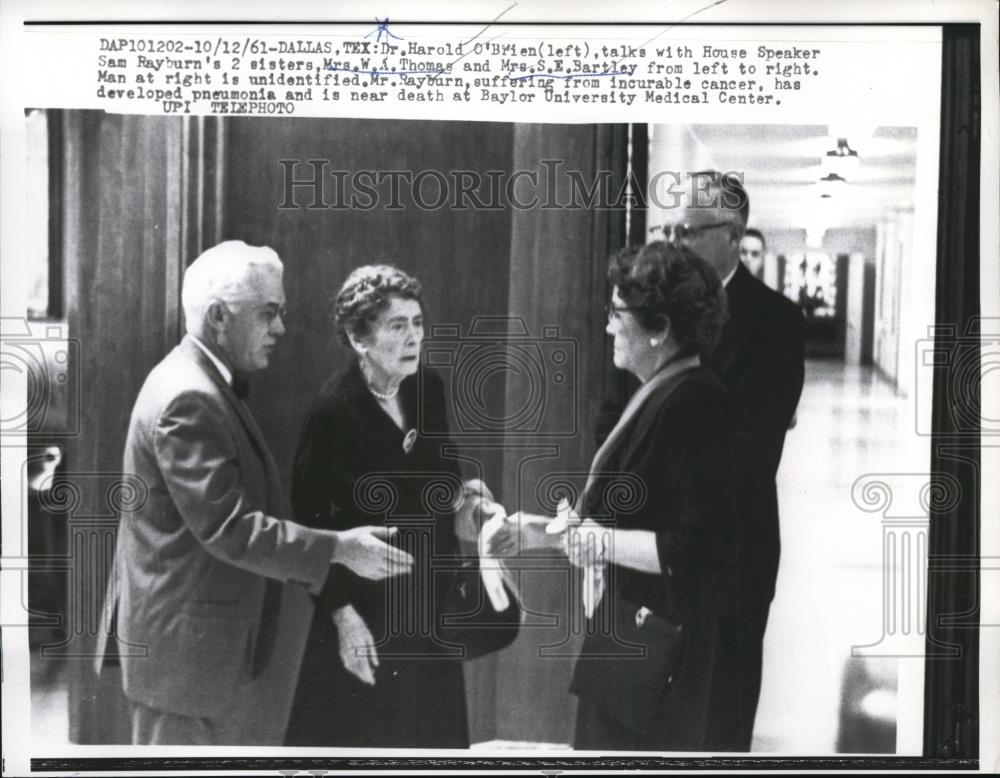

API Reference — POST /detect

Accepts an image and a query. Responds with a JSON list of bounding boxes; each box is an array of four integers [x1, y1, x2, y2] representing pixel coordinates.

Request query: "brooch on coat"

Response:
[[402, 428, 417, 454]]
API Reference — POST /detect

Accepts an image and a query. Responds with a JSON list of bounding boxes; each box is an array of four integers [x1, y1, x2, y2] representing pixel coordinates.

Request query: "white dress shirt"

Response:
[[189, 334, 233, 386]]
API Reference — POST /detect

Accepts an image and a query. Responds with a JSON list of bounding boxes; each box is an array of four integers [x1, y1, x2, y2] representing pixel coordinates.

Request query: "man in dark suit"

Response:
[[94, 240, 413, 745], [667, 172, 805, 750]]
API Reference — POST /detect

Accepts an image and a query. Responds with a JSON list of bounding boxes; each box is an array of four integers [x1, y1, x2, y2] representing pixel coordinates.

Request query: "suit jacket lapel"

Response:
[[235, 398, 283, 508], [176, 337, 285, 674], [710, 263, 751, 379], [178, 337, 280, 493], [726, 262, 753, 318]]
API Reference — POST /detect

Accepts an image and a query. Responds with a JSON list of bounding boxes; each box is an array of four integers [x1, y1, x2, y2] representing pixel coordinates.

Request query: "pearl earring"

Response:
[[650, 337, 660, 347]]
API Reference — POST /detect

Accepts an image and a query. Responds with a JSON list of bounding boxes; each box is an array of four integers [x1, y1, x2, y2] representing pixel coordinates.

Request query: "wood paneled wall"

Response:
[[62, 111, 228, 744], [494, 123, 629, 744], [222, 117, 516, 485], [222, 116, 517, 742], [62, 111, 186, 744]]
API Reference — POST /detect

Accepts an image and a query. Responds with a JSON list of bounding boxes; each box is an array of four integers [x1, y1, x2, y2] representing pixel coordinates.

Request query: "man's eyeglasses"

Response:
[[652, 221, 732, 243], [605, 303, 639, 321], [261, 304, 287, 325], [222, 300, 287, 324]]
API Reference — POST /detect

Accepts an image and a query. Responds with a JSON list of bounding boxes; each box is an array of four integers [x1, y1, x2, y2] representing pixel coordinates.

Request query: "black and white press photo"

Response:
[[1, 2, 996, 775]]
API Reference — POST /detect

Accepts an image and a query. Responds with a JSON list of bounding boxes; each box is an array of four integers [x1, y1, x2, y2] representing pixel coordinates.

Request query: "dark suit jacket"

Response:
[[285, 360, 475, 748], [706, 262, 805, 602], [95, 336, 336, 729], [571, 364, 739, 750]]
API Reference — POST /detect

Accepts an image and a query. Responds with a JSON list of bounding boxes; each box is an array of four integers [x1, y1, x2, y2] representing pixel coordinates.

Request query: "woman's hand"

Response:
[[488, 513, 565, 556], [553, 504, 610, 617], [564, 518, 610, 569], [462, 478, 495, 504], [455, 479, 501, 551], [554, 502, 609, 569], [484, 519, 518, 558], [332, 604, 378, 686]]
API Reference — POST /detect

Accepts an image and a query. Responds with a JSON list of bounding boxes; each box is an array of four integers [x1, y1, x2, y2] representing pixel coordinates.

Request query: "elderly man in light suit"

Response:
[[95, 241, 414, 745]]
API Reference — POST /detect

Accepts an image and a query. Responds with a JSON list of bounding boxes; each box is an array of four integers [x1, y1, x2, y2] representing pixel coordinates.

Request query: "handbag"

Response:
[[436, 561, 521, 660], [570, 594, 686, 732]]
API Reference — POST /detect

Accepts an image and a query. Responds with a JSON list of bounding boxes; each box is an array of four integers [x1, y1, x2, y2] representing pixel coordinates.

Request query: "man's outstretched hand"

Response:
[[333, 525, 414, 580]]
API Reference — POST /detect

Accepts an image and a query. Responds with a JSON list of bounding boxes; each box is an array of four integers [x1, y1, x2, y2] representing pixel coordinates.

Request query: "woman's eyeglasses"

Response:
[[605, 303, 639, 321]]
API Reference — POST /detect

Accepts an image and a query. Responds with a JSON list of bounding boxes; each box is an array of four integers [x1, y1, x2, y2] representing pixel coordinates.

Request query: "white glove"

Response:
[[478, 501, 512, 611], [549, 498, 606, 618]]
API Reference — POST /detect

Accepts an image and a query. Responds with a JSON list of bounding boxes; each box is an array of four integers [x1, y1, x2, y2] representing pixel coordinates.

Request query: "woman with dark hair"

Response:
[[500, 241, 739, 750], [574, 240, 738, 750], [284, 264, 517, 748]]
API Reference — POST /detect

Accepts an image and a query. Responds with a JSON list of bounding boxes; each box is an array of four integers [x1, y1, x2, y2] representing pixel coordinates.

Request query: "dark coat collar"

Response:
[[726, 260, 755, 300], [325, 357, 419, 436], [596, 364, 702, 477]]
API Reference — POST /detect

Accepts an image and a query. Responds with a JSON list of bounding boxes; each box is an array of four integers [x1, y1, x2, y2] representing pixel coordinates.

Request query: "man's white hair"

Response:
[[181, 241, 283, 332]]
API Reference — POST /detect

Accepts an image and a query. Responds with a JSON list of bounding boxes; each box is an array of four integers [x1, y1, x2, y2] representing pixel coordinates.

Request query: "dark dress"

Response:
[[284, 360, 471, 748], [571, 364, 740, 751]]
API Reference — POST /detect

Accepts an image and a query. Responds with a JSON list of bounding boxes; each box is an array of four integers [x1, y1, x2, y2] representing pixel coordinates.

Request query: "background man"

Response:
[[739, 227, 767, 278], [95, 240, 413, 745], [668, 172, 805, 750]]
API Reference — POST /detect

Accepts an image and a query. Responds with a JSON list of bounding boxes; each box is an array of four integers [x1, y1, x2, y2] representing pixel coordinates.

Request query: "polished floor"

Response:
[[30, 358, 924, 753], [753, 358, 928, 753]]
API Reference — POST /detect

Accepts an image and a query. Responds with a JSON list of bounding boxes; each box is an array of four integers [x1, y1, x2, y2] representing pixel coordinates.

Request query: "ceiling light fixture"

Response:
[[821, 137, 861, 179], [817, 172, 848, 198], [828, 122, 877, 154]]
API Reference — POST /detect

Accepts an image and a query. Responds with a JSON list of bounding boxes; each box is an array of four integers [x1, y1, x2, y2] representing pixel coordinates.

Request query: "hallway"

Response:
[[754, 358, 928, 753]]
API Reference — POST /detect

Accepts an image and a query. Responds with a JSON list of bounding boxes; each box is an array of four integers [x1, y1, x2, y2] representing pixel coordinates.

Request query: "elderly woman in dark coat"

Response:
[[284, 265, 515, 748]]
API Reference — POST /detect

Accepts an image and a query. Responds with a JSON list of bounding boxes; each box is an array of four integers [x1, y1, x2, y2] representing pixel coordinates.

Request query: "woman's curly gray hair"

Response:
[[333, 264, 423, 346]]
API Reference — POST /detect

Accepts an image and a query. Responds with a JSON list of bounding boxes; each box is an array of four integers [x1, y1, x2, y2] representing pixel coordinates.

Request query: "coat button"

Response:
[[667, 675, 674, 684]]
